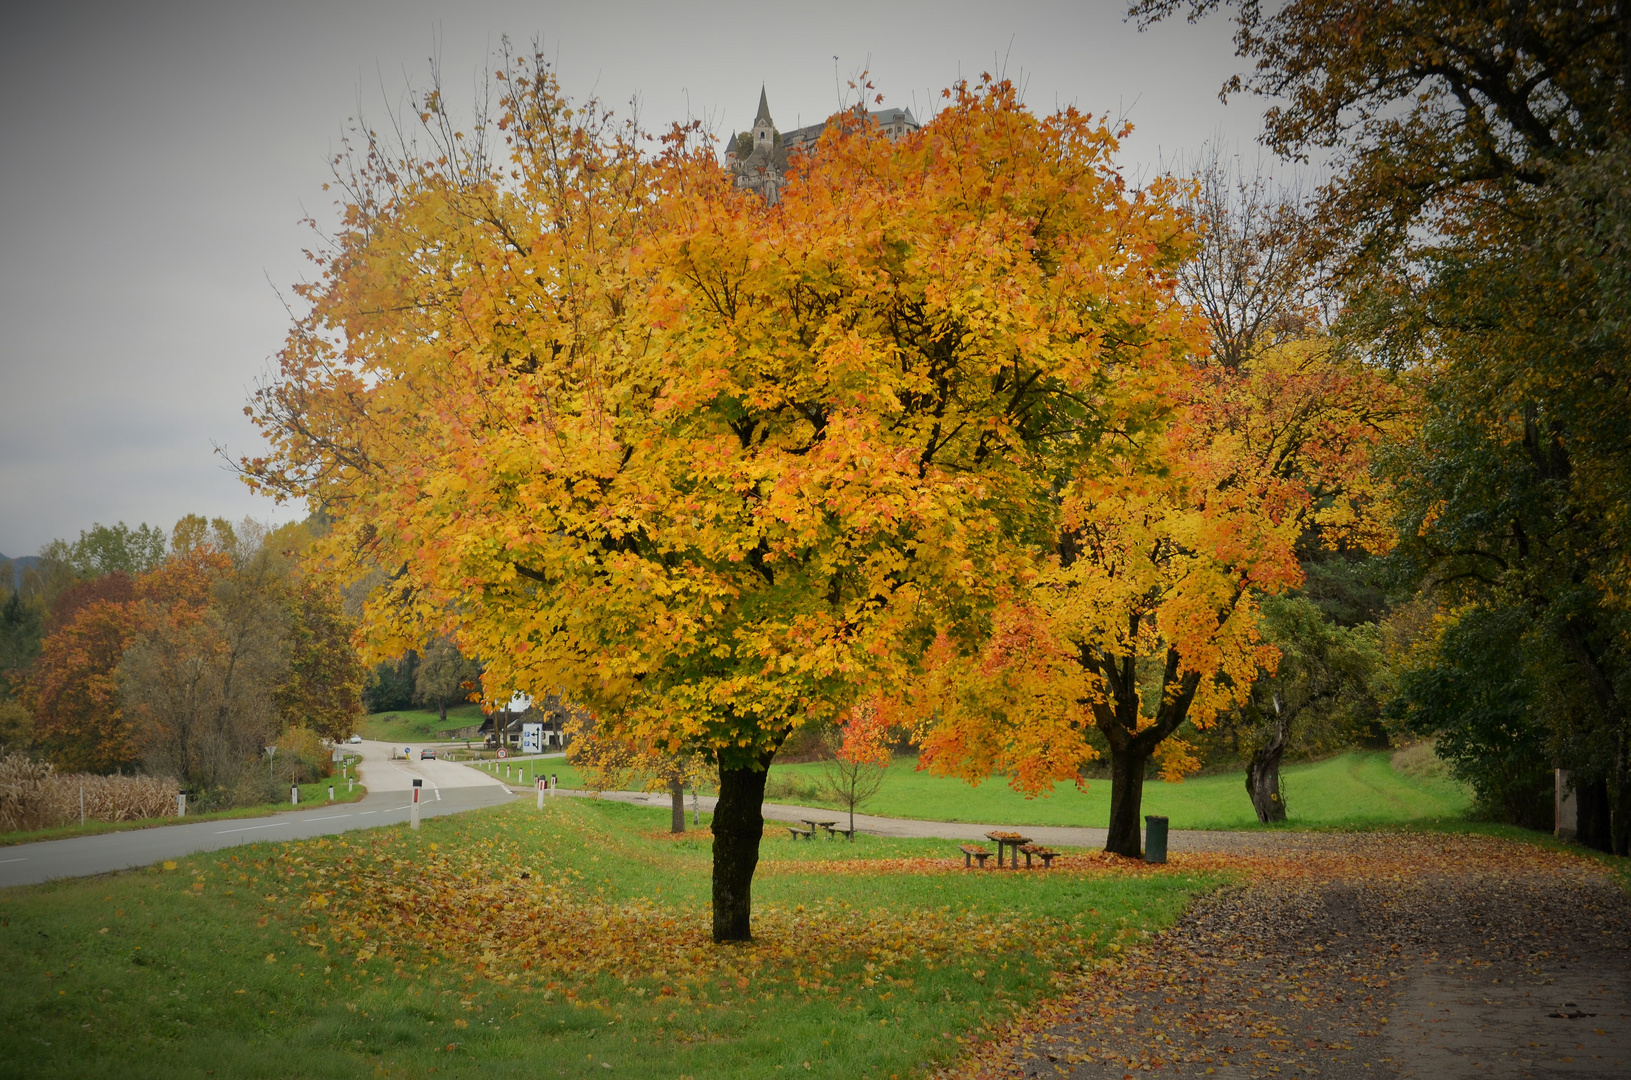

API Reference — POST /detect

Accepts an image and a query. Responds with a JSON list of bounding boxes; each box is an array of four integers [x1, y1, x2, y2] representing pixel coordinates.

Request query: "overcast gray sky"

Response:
[[0, 0, 1260, 558]]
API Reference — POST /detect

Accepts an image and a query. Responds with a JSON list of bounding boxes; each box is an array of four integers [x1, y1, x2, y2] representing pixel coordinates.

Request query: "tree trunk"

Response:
[[711, 764, 768, 942], [1613, 737, 1631, 858], [1246, 716, 1290, 823], [1104, 744, 1152, 857], [1577, 775, 1614, 853], [439, 702, 447, 723], [670, 779, 686, 835]]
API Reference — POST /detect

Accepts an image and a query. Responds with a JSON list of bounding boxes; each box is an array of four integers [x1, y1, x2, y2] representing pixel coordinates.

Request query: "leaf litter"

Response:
[[940, 831, 1631, 1079]]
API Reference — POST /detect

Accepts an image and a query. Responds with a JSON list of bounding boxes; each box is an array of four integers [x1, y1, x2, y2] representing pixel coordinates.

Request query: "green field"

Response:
[[0, 797, 1218, 1079], [524, 750, 1472, 831], [358, 704, 487, 743]]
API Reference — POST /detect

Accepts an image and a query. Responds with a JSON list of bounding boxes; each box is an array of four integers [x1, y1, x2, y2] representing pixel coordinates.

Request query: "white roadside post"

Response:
[[328, 784, 335, 802], [411, 778, 422, 830], [536, 776, 544, 810], [177, 792, 186, 817], [291, 784, 299, 805]]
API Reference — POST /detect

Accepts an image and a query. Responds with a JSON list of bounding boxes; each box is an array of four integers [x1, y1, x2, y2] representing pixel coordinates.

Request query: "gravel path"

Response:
[[956, 833, 1631, 1079]]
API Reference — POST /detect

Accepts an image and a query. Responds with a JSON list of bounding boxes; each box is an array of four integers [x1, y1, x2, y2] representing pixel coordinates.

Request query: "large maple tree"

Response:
[[245, 55, 1196, 939]]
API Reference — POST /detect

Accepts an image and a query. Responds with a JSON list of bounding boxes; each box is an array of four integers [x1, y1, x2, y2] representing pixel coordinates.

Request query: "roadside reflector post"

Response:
[[536, 776, 544, 809], [291, 785, 299, 806], [328, 785, 335, 802], [411, 778, 422, 830], [177, 792, 186, 818]]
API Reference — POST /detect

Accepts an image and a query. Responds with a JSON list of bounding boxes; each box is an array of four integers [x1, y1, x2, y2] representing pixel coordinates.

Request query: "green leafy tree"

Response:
[[413, 637, 480, 723], [1234, 594, 1385, 822], [1135, 0, 1631, 850], [0, 589, 44, 698], [1387, 604, 1557, 829], [41, 522, 168, 579]]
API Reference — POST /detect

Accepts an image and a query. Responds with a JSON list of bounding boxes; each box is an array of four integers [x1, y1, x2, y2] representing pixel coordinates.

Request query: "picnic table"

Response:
[[803, 818, 840, 839], [985, 830, 1032, 868]]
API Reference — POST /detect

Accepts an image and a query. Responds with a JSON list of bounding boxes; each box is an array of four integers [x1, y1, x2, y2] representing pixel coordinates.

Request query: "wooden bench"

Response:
[[959, 844, 992, 868], [821, 823, 857, 841], [786, 826, 814, 841], [1019, 843, 1059, 868]]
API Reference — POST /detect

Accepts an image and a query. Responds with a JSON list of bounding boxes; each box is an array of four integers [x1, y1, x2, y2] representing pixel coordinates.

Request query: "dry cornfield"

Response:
[[0, 752, 179, 832]]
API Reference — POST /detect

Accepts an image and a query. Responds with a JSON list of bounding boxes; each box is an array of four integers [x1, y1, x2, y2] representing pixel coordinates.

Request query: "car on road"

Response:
[[347, 734, 363, 744], [419, 748, 437, 760]]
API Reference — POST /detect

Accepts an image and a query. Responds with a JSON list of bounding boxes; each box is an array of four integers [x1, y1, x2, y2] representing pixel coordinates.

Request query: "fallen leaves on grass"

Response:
[[221, 808, 1118, 1016]]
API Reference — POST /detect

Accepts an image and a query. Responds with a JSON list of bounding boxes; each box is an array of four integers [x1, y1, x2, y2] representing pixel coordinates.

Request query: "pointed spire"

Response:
[[755, 85, 773, 127]]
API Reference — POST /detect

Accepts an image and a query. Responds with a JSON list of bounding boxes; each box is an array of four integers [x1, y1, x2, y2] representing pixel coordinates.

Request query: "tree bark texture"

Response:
[[669, 779, 686, 835], [1105, 745, 1152, 857], [1246, 714, 1290, 823], [711, 764, 769, 942]]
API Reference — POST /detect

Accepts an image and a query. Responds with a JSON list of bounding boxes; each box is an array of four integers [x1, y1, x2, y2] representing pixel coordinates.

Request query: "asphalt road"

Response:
[[0, 740, 513, 889]]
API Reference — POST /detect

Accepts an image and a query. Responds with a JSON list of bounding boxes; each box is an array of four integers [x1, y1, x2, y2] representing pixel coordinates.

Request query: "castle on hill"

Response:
[[725, 87, 920, 205]]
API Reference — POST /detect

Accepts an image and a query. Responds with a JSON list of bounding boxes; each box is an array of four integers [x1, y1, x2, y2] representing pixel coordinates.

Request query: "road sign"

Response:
[[521, 723, 543, 754], [496, 748, 508, 760]]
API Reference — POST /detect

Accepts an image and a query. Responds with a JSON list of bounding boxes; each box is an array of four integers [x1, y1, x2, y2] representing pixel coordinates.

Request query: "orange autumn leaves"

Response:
[[20, 552, 225, 773], [857, 337, 1405, 795], [254, 812, 1109, 1002], [248, 69, 1198, 771]]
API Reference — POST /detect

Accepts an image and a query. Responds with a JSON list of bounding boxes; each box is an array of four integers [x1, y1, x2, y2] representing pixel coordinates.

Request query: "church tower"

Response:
[[752, 87, 775, 150]]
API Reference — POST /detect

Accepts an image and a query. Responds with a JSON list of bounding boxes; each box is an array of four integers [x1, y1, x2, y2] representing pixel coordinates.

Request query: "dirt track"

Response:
[[955, 833, 1631, 1079]]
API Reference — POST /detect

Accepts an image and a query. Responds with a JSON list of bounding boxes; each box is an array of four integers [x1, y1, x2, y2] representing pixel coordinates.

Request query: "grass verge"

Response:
[[359, 705, 486, 743], [0, 775, 368, 849], [526, 751, 1472, 832], [0, 797, 1224, 1079]]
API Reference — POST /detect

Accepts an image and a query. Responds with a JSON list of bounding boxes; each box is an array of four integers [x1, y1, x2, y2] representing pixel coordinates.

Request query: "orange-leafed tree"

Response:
[[895, 411, 1306, 857], [244, 55, 1197, 938], [23, 551, 225, 773], [883, 336, 1407, 855]]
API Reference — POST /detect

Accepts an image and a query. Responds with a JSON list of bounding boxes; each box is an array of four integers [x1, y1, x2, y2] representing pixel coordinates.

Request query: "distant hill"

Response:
[[0, 554, 41, 589]]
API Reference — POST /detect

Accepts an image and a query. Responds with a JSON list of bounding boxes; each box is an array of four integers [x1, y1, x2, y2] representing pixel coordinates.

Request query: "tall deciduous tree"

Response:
[[21, 552, 223, 773], [413, 637, 480, 723], [1135, 0, 1631, 851], [40, 522, 168, 579], [244, 54, 1196, 937]]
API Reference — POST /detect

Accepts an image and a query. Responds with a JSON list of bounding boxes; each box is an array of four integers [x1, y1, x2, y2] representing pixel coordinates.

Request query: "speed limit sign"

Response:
[[496, 748, 508, 760]]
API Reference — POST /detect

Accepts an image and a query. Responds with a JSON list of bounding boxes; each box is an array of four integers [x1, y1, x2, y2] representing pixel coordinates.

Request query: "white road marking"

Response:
[[359, 811, 376, 815], [0, 857, 26, 864], [214, 822, 290, 835], [304, 815, 352, 822]]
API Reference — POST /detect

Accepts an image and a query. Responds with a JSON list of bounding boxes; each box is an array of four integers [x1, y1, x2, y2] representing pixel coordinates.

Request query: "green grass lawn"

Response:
[[525, 750, 1471, 832], [358, 704, 487, 743], [0, 797, 1220, 1080]]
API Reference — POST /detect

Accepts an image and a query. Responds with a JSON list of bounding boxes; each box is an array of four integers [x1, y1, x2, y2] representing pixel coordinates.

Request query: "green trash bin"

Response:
[[1144, 815, 1169, 864]]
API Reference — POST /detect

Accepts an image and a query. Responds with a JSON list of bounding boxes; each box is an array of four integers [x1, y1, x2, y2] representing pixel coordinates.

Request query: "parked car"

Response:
[[347, 734, 363, 744], [419, 748, 437, 760]]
